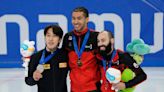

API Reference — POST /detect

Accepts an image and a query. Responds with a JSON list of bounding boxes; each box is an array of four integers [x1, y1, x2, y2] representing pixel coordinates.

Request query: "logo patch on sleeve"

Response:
[[68, 36, 72, 40], [59, 62, 67, 68], [43, 64, 50, 69], [133, 63, 139, 68]]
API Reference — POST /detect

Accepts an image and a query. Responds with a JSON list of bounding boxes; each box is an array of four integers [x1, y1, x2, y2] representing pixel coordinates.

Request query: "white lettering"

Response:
[[150, 13, 163, 53], [131, 13, 141, 39], [0, 13, 163, 55], [131, 13, 163, 53], [90, 13, 124, 50], [0, 15, 29, 55]]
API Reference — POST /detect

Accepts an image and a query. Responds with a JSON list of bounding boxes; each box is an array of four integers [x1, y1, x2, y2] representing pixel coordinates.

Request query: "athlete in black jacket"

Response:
[[25, 25, 69, 92]]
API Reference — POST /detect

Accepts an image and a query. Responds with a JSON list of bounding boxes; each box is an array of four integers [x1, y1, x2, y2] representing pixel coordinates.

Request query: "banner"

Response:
[[0, 0, 164, 67]]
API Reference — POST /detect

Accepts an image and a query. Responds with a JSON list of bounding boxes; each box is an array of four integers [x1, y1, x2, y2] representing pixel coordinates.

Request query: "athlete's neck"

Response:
[[107, 49, 113, 56], [74, 28, 88, 36], [46, 47, 57, 54]]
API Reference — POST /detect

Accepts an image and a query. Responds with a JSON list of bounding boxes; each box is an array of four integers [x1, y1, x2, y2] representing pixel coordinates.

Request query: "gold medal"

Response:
[[77, 59, 82, 67]]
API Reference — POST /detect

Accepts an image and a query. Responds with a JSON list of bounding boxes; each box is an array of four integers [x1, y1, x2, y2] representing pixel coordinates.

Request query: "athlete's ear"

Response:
[[86, 17, 89, 23], [59, 38, 62, 44], [111, 38, 114, 44]]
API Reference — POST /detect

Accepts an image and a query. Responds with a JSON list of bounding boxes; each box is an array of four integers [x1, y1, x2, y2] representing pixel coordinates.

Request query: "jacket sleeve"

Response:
[[62, 33, 68, 50], [121, 53, 147, 88], [25, 54, 38, 86]]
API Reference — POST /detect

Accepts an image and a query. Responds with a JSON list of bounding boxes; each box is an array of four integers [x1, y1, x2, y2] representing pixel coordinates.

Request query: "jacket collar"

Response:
[[73, 28, 88, 36], [96, 49, 121, 62]]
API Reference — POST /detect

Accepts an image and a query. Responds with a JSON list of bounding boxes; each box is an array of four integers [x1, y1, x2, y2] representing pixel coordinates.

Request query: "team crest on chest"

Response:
[[133, 63, 139, 68], [85, 44, 92, 50], [112, 60, 119, 65]]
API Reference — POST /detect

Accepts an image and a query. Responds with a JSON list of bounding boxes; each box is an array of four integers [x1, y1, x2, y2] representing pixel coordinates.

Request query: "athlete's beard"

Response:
[[98, 43, 112, 57]]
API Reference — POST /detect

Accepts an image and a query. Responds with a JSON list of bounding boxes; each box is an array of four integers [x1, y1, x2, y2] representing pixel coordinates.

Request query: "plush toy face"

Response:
[[20, 40, 35, 57], [106, 68, 121, 83]]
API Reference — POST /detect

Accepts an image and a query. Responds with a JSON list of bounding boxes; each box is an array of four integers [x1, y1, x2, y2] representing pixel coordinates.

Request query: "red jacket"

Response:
[[62, 28, 101, 92], [96, 50, 121, 92], [96, 49, 147, 92]]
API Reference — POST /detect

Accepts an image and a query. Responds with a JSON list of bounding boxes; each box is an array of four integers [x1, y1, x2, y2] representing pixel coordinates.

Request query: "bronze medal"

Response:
[[105, 81, 109, 90], [77, 59, 82, 67]]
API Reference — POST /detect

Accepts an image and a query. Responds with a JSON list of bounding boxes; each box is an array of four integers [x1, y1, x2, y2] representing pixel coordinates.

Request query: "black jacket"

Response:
[[116, 51, 147, 88], [25, 48, 69, 92]]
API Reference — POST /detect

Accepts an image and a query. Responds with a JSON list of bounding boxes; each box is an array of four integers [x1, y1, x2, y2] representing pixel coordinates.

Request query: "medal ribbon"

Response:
[[102, 49, 117, 90], [102, 49, 117, 71], [39, 49, 59, 64], [72, 30, 90, 59]]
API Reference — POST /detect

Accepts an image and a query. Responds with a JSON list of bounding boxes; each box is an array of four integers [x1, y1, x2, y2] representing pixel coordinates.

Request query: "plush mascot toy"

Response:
[[120, 38, 150, 92], [20, 40, 35, 77], [106, 67, 121, 91]]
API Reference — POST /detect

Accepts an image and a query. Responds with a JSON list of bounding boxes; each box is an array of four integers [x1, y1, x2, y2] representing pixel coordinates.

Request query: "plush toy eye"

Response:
[[21, 44, 28, 50], [106, 73, 115, 81]]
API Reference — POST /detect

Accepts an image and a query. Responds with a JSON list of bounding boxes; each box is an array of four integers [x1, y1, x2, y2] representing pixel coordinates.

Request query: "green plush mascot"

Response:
[[119, 39, 150, 92]]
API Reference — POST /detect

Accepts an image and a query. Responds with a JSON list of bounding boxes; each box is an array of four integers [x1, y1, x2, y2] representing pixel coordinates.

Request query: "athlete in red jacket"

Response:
[[96, 31, 147, 92], [62, 7, 101, 92]]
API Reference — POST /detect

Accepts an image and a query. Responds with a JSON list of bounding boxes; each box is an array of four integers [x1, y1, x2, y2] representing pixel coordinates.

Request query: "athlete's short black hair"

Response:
[[44, 24, 63, 39], [72, 6, 89, 18]]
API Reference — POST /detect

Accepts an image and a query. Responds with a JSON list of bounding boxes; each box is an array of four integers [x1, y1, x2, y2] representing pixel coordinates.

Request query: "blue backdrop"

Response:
[[0, 0, 164, 67]]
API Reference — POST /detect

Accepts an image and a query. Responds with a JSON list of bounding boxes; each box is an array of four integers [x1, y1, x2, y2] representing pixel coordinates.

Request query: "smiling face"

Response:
[[45, 28, 61, 51], [72, 11, 89, 32], [98, 31, 110, 51], [97, 31, 114, 56]]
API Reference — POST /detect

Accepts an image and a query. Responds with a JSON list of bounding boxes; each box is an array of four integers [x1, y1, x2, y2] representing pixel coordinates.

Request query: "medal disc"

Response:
[[77, 59, 82, 67], [37, 64, 44, 73]]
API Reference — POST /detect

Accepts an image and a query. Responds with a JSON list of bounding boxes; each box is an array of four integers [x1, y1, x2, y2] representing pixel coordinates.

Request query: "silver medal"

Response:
[[37, 64, 44, 73]]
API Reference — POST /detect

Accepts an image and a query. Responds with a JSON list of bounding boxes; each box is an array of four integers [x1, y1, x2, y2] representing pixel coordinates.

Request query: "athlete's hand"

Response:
[[33, 70, 43, 81], [112, 82, 126, 90]]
